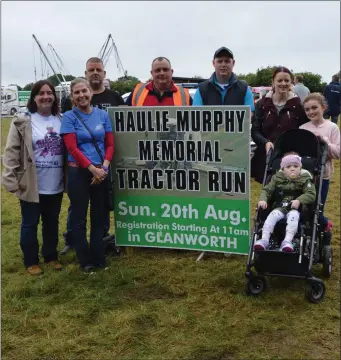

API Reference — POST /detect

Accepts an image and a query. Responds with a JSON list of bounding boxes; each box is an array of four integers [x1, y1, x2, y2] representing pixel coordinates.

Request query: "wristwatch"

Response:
[[102, 165, 109, 172]]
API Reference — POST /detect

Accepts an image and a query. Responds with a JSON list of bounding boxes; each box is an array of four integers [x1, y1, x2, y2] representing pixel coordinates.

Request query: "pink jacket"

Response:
[[300, 120, 340, 179]]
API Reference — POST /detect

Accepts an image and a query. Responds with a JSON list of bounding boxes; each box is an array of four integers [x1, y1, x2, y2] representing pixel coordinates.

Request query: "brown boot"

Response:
[[27, 265, 42, 276], [46, 261, 63, 271]]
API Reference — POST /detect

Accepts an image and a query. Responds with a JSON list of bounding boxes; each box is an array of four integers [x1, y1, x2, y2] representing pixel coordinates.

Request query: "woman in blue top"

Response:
[[61, 78, 114, 272]]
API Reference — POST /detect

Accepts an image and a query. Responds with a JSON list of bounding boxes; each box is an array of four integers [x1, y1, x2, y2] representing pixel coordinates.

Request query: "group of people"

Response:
[[2, 57, 123, 275], [292, 73, 341, 126], [251, 68, 340, 251], [2, 46, 340, 275]]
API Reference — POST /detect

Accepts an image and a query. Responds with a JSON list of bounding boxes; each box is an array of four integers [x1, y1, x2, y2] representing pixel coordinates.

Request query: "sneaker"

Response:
[[46, 261, 63, 271], [280, 240, 294, 253], [27, 265, 42, 276], [60, 245, 72, 255], [254, 239, 269, 251], [325, 220, 333, 233], [98, 266, 109, 271], [96, 263, 109, 270], [82, 265, 96, 273]]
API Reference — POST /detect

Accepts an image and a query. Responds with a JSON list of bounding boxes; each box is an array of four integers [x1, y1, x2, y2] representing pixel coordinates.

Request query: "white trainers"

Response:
[[280, 240, 294, 253], [253, 239, 269, 251]]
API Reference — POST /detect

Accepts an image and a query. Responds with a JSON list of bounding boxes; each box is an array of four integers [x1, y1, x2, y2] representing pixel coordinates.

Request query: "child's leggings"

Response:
[[262, 209, 300, 242]]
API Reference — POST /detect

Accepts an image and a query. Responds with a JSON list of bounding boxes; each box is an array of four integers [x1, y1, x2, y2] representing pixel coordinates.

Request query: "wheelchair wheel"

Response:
[[305, 281, 326, 303], [246, 276, 267, 296], [322, 246, 332, 278]]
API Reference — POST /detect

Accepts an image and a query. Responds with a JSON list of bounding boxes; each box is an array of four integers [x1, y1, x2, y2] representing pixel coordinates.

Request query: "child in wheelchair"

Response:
[[253, 152, 316, 252]]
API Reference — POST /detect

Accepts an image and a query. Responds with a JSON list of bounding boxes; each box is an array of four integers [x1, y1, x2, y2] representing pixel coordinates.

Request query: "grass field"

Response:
[[1, 117, 340, 360]]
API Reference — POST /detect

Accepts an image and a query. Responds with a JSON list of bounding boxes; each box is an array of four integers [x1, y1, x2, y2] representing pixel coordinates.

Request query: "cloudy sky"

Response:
[[2, 1, 340, 87]]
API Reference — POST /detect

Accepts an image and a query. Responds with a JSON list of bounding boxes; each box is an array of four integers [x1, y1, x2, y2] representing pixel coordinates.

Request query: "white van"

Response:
[[1, 86, 30, 116]]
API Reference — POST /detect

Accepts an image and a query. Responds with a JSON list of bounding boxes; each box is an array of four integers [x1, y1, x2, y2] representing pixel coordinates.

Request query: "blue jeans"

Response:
[[67, 166, 107, 267], [320, 179, 330, 225], [20, 192, 63, 267], [65, 206, 110, 246]]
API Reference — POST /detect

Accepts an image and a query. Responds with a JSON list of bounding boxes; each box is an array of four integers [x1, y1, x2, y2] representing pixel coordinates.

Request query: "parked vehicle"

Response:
[[55, 81, 71, 109], [1, 85, 31, 116], [251, 86, 272, 106]]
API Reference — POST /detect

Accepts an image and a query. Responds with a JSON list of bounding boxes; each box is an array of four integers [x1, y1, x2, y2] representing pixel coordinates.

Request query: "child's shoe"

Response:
[[325, 220, 333, 233], [253, 239, 269, 251], [280, 240, 294, 252]]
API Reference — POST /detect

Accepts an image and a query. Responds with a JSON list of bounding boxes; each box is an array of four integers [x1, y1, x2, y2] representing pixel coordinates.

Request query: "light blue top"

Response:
[[60, 107, 112, 164]]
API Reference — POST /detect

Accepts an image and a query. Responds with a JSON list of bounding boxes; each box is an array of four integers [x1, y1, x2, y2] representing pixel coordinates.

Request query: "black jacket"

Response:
[[323, 81, 341, 116], [198, 72, 248, 105]]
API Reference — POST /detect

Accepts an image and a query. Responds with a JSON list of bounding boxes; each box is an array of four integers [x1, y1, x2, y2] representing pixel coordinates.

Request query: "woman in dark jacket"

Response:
[[251, 66, 309, 183]]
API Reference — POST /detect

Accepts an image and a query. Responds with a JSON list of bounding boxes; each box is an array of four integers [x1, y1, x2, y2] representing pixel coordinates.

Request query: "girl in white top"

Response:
[[300, 93, 340, 233]]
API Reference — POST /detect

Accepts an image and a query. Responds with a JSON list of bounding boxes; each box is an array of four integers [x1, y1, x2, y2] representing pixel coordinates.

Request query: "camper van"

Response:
[[1, 85, 31, 116], [55, 81, 71, 109]]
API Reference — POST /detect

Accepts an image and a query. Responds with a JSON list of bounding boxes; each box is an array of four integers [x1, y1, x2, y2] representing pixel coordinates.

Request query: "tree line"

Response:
[[15, 67, 340, 95], [236, 66, 338, 93]]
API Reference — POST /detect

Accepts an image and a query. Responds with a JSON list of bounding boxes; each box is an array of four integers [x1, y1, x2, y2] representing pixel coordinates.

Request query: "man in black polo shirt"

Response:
[[60, 57, 125, 255]]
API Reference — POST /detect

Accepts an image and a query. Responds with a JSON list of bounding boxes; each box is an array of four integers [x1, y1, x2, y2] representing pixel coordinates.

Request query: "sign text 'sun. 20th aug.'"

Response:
[[118, 200, 247, 224]]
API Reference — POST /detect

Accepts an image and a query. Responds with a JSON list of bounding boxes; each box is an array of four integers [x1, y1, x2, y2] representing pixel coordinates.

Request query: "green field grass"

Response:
[[1, 117, 340, 360]]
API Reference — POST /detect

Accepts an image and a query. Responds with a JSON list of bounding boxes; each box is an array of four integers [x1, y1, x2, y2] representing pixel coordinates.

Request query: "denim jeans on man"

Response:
[[20, 192, 63, 267], [67, 166, 107, 268]]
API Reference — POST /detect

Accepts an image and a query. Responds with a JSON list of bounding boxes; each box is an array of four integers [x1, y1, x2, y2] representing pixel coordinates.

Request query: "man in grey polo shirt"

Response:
[[293, 75, 310, 104]]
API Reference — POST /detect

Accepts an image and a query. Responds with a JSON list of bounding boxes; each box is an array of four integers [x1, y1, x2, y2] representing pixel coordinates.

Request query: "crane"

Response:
[[32, 34, 68, 94], [32, 35, 71, 112], [98, 34, 128, 79], [48, 43, 71, 83]]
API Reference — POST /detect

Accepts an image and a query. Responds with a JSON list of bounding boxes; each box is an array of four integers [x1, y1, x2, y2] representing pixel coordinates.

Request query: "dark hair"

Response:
[[272, 66, 293, 81], [151, 56, 171, 67], [295, 74, 303, 82], [86, 57, 104, 66], [332, 74, 340, 82], [27, 80, 59, 115], [271, 66, 293, 93]]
